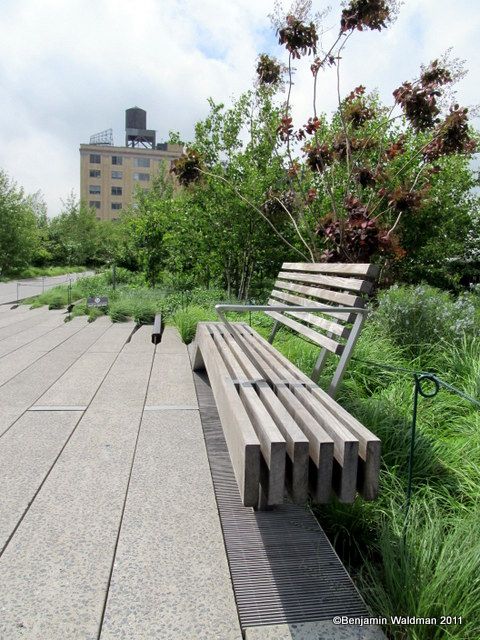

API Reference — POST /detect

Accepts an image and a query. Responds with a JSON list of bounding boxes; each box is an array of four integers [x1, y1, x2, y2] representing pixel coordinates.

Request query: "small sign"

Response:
[[87, 296, 109, 308]]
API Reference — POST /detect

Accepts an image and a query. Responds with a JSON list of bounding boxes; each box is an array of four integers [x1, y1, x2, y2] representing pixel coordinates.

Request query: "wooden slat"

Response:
[[278, 271, 373, 294], [275, 385, 333, 503], [256, 382, 309, 504], [209, 324, 286, 506], [274, 280, 363, 308], [291, 386, 359, 503], [214, 323, 264, 381], [239, 323, 308, 383], [270, 289, 355, 324], [282, 262, 380, 279], [226, 323, 310, 503], [241, 324, 380, 501], [194, 324, 260, 507], [238, 385, 286, 506], [310, 386, 381, 500], [208, 324, 252, 382], [265, 311, 344, 355], [268, 297, 350, 338], [227, 322, 300, 390], [229, 324, 334, 503]]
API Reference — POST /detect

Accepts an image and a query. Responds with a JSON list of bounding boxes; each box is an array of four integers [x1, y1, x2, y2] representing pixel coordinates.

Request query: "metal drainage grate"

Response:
[[193, 370, 370, 630]]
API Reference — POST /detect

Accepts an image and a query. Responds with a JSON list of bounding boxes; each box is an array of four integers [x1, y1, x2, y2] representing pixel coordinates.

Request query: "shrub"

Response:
[[375, 284, 479, 355]]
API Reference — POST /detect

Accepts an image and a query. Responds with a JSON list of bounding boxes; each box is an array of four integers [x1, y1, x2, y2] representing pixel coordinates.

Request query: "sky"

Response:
[[0, 0, 479, 217]]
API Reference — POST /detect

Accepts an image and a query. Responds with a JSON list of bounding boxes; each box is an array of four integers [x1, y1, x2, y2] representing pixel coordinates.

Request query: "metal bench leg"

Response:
[[328, 314, 365, 398], [268, 320, 280, 344], [311, 347, 329, 383]]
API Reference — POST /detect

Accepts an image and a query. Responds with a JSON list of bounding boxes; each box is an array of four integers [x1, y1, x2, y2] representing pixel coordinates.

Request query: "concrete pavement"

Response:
[[0, 271, 94, 305]]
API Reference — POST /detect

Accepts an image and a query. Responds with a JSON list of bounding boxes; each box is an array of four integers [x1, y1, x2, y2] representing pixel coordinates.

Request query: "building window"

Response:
[[89, 185, 101, 195], [111, 186, 122, 196], [89, 169, 101, 178], [112, 155, 123, 165], [134, 157, 150, 168], [90, 154, 101, 164], [89, 201, 101, 209], [133, 172, 150, 181], [111, 203, 123, 210], [111, 171, 123, 179]]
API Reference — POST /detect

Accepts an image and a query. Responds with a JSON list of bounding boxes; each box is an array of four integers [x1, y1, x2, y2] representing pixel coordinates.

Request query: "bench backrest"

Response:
[[266, 262, 379, 396]]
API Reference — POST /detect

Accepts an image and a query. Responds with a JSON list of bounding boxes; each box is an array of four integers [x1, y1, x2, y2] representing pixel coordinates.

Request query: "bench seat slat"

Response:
[[229, 323, 356, 503], [291, 386, 358, 503], [278, 271, 374, 294], [240, 323, 380, 500], [194, 325, 260, 507], [226, 324, 333, 503], [256, 382, 310, 504], [282, 262, 379, 278], [208, 324, 286, 506], [265, 310, 344, 355], [309, 386, 380, 500], [268, 297, 350, 338], [274, 280, 363, 308], [275, 385, 333, 503]]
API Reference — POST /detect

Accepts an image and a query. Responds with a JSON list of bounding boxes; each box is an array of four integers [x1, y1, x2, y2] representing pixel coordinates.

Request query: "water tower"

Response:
[[125, 107, 156, 148]]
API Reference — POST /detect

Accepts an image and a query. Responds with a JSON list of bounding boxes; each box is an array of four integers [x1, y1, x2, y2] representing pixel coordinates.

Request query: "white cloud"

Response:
[[0, 0, 478, 216]]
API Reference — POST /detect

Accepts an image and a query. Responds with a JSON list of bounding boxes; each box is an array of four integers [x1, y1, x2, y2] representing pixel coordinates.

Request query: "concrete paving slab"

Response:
[[245, 622, 385, 639], [0, 310, 66, 357], [0, 320, 110, 437], [146, 351, 198, 407], [0, 308, 53, 341], [156, 325, 188, 354], [0, 306, 47, 329], [52, 315, 111, 353], [122, 324, 153, 353], [0, 410, 83, 551], [0, 318, 87, 387], [0, 349, 154, 639], [35, 350, 119, 407], [87, 321, 134, 353], [100, 409, 242, 640], [20, 316, 88, 353]]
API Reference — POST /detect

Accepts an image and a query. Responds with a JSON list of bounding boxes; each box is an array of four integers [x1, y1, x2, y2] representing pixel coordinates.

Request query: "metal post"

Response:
[[67, 278, 72, 321]]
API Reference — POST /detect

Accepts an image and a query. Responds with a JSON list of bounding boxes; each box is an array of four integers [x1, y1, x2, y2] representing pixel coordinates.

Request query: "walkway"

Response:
[[0, 271, 93, 305], [0, 307, 240, 639], [0, 305, 385, 639]]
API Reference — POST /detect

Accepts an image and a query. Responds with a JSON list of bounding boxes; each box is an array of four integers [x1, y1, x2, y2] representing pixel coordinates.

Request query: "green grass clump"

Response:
[[172, 305, 217, 343]]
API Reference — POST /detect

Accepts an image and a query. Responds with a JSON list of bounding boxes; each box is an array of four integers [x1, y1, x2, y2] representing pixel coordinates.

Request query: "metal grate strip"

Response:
[[193, 371, 370, 630]]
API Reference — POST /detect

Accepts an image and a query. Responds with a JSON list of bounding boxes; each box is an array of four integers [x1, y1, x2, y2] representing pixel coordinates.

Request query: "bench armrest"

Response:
[[215, 304, 368, 323]]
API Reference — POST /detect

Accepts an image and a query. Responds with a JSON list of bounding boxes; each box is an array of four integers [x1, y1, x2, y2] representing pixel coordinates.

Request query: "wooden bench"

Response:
[[191, 262, 380, 508]]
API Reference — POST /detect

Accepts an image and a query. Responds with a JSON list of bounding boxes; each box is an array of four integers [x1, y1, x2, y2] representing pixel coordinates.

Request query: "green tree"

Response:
[[0, 170, 40, 275], [171, 1, 477, 289], [47, 194, 119, 266]]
